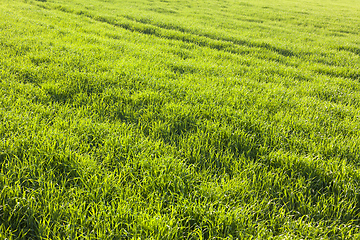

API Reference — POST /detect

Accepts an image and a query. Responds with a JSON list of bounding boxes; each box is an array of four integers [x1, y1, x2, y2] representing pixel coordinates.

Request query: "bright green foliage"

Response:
[[1, 0, 360, 238]]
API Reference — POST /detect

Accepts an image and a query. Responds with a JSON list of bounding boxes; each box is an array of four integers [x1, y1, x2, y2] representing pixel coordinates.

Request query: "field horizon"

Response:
[[1, 0, 360, 238]]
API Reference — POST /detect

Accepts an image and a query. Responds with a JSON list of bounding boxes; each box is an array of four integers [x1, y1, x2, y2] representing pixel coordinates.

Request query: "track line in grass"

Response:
[[29, 0, 300, 60]]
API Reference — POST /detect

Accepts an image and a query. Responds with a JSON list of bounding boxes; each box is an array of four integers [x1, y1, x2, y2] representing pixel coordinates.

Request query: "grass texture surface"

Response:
[[1, 0, 360, 238]]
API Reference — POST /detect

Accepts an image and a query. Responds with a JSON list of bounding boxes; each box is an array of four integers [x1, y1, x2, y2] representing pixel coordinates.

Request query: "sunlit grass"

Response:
[[1, 0, 360, 238]]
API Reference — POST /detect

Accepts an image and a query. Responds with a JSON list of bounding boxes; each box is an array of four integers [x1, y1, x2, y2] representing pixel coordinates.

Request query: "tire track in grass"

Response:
[[337, 45, 360, 57], [120, 14, 296, 57], [31, 1, 298, 60], [37, 0, 360, 82], [314, 66, 360, 81], [29, 0, 360, 82]]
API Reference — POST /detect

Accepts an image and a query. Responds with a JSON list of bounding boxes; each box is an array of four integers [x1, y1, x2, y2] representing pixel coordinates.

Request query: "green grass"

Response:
[[1, 0, 360, 238]]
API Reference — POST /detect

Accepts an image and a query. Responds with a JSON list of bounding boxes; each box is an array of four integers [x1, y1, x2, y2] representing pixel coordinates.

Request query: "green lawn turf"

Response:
[[1, 0, 360, 238]]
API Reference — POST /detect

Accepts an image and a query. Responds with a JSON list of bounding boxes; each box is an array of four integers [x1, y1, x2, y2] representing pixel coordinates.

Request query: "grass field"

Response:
[[1, 0, 360, 238]]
